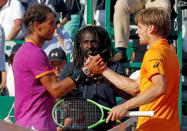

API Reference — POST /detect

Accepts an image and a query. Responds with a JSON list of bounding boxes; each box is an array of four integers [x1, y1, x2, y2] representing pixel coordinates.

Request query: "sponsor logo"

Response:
[[51, 52, 58, 57], [153, 62, 159, 68]]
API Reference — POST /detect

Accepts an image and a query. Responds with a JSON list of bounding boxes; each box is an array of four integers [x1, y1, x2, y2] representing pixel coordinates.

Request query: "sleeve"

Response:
[[28, 49, 54, 79], [145, 50, 165, 81], [11, 0, 25, 20], [0, 26, 6, 71]]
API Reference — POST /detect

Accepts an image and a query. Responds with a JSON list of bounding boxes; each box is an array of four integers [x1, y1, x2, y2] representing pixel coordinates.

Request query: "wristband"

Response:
[[70, 69, 87, 87]]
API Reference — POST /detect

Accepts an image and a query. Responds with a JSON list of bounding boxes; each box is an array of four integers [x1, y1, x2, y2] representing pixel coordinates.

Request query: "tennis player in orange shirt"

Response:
[[89, 7, 180, 131]]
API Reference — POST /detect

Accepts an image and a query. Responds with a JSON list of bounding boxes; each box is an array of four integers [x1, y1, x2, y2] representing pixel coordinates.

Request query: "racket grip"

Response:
[[126, 111, 154, 117]]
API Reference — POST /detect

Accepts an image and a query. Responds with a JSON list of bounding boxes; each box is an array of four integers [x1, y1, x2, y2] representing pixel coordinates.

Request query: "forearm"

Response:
[[58, 17, 68, 28], [6, 25, 21, 40], [0, 71, 7, 88], [123, 84, 165, 111], [56, 35, 65, 47], [52, 69, 89, 98], [41, 74, 76, 99], [113, 86, 133, 100], [102, 68, 139, 96], [52, 77, 76, 98], [1, 71, 7, 84], [42, 68, 89, 99]]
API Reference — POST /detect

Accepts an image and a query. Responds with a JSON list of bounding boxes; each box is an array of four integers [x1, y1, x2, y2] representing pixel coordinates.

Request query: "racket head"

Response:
[[52, 97, 105, 130]]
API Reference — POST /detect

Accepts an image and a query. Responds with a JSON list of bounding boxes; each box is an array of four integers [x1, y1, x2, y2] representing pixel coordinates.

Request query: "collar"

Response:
[[149, 39, 168, 49], [25, 39, 39, 47]]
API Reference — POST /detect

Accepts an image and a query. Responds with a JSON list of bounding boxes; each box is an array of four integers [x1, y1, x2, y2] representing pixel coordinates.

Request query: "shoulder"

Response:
[[22, 42, 47, 59], [10, 0, 24, 7], [10, 0, 25, 13], [146, 47, 165, 59]]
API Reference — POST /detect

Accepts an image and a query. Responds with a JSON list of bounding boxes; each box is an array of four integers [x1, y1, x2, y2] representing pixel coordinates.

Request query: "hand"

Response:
[[57, 23, 63, 28], [126, 68, 130, 76], [54, 29, 58, 34], [64, 117, 72, 126], [106, 103, 128, 123], [57, 118, 72, 131], [0, 82, 6, 95], [54, 29, 60, 36], [86, 55, 106, 74]]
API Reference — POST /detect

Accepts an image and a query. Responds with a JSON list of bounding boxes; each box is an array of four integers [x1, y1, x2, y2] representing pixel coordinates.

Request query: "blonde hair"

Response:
[[135, 7, 170, 37]]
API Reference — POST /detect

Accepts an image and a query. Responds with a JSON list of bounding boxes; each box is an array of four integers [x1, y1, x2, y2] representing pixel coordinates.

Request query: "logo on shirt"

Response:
[[153, 62, 159, 68], [149, 59, 163, 62], [43, 66, 49, 70]]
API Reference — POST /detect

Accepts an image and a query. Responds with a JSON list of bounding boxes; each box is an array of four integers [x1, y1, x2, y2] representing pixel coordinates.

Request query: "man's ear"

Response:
[[149, 25, 158, 34], [33, 22, 40, 31]]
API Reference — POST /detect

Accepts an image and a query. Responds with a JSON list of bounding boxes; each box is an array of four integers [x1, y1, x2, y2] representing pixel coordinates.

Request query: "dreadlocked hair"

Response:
[[73, 25, 113, 69]]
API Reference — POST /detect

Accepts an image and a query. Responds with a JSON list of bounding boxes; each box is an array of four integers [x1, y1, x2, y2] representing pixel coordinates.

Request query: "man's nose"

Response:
[[87, 42, 93, 48], [136, 29, 138, 34], [54, 24, 57, 30]]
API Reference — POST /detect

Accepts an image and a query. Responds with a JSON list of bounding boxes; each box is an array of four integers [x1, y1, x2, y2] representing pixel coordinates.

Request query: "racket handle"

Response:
[[126, 111, 154, 117]]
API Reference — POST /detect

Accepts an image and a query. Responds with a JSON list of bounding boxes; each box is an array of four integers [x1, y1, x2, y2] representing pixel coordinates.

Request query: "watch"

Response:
[[82, 66, 91, 76]]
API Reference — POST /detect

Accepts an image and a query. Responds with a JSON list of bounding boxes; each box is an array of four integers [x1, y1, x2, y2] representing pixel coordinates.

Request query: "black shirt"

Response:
[[64, 0, 81, 15], [54, 0, 71, 20], [59, 62, 126, 131]]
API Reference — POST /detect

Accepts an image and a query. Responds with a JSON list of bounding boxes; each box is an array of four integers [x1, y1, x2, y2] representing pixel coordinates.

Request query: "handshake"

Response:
[[83, 54, 107, 76]]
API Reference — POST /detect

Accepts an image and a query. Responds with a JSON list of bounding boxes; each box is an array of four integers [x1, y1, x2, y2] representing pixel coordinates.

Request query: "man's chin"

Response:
[[86, 52, 93, 57], [139, 40, 148, 46], [48, 37, 53, 41]]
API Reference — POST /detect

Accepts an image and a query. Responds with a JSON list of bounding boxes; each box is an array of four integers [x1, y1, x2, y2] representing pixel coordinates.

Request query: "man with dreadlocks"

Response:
[[59, 25, 131, 131]]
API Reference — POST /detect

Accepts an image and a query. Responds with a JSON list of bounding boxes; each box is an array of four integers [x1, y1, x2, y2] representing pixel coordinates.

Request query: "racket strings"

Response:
[[55, 99, 102, 129]]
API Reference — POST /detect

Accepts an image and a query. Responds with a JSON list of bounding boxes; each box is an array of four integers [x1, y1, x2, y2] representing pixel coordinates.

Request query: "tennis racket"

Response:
[[52, 97, 154, 130]]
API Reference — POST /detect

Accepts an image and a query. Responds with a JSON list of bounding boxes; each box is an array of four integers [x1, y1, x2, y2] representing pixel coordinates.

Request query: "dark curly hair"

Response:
[[73, 25, 113, 69], [23, 4, 54, 35]]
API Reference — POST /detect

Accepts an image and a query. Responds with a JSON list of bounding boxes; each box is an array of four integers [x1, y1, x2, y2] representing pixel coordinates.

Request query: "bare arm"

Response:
[[55, 29, 65, 47], [40, 73, 76, 99], [102, 68, 139, 96], [0, 71, 7, 91], [113, 86, 133, 100], [122, 74, 165, 109], [40, 55, 105, 99], [106, 74, 166, 122], [92, 76, 133, 99], [57, 17, 69, 28], [6, 19, 22, 40]]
